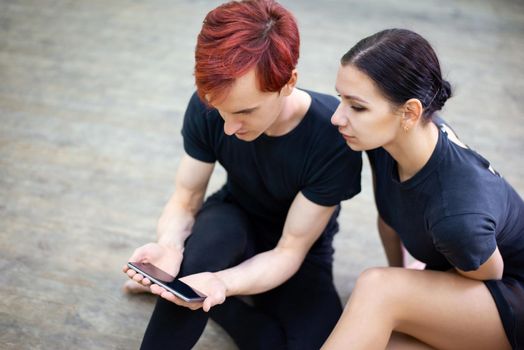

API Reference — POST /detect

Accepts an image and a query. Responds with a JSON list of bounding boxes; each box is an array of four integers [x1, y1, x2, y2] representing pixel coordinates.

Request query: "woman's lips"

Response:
[[340, 133, 356, 141]]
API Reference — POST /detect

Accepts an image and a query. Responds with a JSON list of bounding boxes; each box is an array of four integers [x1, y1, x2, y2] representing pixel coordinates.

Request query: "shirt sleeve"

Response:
[[180, 92, 216, 163], [301, 144, 362, 207], [431, 213, 497, 271]]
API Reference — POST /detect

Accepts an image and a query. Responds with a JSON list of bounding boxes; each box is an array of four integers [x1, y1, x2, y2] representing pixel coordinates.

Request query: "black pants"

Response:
[[140, 192, 342, 350]]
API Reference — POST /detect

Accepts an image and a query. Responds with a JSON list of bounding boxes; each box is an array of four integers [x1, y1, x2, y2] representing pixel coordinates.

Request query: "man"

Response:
[[123, 0, 362, 349]]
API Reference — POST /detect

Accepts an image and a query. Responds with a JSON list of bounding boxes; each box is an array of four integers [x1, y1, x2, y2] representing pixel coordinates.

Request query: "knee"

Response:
[[352, 267, 399, 302], [356, 266, 390, 287]]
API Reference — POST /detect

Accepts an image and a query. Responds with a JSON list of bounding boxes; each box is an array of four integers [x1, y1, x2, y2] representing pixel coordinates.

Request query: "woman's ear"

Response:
[[401, 98, 423, 131], [281, 69, 298, 96]]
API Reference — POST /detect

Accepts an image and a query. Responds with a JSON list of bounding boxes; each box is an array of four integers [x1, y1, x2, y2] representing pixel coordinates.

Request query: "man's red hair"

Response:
[[195, 0, 300, 104]]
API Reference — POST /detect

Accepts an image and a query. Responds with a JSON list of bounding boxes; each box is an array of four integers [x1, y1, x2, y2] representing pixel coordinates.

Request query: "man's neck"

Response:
[[265, 88, 312, 137]]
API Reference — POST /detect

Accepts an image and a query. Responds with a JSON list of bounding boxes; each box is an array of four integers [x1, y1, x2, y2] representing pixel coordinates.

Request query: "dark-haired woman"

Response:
[[323, 28, 523, 350]]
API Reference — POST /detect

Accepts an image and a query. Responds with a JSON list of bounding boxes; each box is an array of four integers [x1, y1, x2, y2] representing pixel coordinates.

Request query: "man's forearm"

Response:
[[156, 193, 200, 251], [215, 247, 304, 296], [156, 154, 213, 251]]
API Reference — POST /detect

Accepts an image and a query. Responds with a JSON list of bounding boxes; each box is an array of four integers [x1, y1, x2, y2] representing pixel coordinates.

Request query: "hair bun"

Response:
[[435, 80, 452, 109]]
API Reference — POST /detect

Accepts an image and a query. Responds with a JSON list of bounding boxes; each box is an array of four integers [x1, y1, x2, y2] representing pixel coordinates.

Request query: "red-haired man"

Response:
[[124, 1, 361, 348]]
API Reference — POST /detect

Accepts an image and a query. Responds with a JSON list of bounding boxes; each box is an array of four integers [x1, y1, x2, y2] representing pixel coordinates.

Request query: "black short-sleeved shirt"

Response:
[[182, 90, 362, 258], [368, 124, 524, 349]]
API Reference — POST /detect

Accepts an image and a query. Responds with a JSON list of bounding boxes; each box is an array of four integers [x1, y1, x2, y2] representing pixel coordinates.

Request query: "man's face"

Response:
[[210, 68, 287, 142]]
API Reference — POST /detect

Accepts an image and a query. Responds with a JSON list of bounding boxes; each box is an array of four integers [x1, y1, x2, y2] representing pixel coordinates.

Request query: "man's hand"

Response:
[[122, 242, 184, 288], [150, 272, 227, 312]]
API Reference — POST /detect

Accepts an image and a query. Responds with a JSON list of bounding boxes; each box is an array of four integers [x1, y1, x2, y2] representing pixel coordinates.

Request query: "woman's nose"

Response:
[[331, 105, 347, 126]]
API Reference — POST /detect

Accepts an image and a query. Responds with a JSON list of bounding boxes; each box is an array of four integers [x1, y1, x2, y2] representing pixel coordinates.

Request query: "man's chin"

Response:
[[235, 132, 259, 142]]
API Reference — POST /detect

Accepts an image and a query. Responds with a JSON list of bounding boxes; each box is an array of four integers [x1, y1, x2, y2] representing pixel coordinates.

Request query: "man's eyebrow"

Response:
[[232, 106, 259, 114]]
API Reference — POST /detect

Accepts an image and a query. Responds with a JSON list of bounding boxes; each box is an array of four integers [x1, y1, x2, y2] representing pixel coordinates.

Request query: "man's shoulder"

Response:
[[299, 90, 342, 141], [187, 91, 210, 114], [304, 89, 339, 113], [296, 89, 338, 131], [184, 91, 222, 125]]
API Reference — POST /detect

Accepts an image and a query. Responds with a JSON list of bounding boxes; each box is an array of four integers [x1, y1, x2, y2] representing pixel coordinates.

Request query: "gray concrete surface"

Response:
[[0, 0, 523, 349]]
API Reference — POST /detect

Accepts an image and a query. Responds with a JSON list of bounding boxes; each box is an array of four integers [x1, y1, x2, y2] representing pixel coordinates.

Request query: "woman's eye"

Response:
[[351, 105, 366, 112]]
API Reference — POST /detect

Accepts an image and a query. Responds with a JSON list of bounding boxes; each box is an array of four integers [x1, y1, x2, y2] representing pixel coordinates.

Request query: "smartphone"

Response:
[[127, 262, 206, 302]]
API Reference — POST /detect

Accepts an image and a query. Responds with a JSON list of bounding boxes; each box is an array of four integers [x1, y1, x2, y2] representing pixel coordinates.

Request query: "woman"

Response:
[[324, 28, 523, 349]]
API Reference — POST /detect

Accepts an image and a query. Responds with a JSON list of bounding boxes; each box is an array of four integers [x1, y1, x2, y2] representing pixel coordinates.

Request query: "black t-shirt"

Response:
[[181, 90, 362, 256], [368, 125, 524, 276]]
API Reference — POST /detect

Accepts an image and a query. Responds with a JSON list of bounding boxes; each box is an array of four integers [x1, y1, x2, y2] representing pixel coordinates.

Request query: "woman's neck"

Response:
[[384, 121, 439, 182]]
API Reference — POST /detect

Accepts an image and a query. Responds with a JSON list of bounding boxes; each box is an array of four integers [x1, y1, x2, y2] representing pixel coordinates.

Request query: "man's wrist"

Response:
[[214, 270, 235, 297], [157, 234, 185, 254]]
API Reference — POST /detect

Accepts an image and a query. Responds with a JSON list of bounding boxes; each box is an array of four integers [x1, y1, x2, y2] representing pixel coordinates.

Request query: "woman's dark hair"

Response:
[[341, 28, 452, 121]]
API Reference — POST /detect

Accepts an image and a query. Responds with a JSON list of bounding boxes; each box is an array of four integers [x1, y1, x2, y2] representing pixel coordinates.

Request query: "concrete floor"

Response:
[[0, 0, 523, 349]]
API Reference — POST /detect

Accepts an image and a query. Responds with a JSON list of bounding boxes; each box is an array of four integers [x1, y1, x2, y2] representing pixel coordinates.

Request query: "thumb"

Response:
[[203, 291, 225, 312], [203, 298, 214, 312], [128, 246, 151, 263]]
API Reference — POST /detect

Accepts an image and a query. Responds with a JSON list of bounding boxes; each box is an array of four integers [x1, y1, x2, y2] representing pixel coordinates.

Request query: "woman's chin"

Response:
[[345, 140, 364, 152]]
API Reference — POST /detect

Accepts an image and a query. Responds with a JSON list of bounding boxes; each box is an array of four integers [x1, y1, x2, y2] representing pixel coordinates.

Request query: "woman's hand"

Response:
[[150, 272, 227, 312]]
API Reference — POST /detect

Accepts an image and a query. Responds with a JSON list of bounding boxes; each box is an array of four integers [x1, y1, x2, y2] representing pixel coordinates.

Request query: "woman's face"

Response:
[[331, 64, 403, 151]]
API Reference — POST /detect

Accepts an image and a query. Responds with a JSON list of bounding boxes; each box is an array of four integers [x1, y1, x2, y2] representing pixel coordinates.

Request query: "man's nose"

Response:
[[224, 121, 243, 135]]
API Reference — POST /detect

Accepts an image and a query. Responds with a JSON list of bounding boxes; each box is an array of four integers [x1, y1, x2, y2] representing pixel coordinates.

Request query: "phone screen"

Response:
[[127, 262, 206, 302]]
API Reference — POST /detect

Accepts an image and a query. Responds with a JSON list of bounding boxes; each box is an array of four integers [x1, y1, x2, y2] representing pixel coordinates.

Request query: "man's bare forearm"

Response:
[[156, 193, 199, 251], [156, 154, 214, 251], [215, 246, 304, 296]]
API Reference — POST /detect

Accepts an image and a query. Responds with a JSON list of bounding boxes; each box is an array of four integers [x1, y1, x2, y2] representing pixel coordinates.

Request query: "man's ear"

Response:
[[281, 69, 298, 96], [401, 98, 423, 131]]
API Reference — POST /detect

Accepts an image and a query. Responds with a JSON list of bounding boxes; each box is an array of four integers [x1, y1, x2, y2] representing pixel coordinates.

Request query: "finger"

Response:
[[160, 291, 181, 305], [188, 303, 202, 311], [150, 284, 164, 295], [127, 270, 137, 278], [132, 274, 144, 282], [122, 264, 129, 273], [141, 277, 151, 286]]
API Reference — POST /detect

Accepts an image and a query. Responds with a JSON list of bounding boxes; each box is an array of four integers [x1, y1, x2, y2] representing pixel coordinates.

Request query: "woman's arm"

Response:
[[370, 153, 404, 267], [456, 247, 504, 280], [377, 215, 404, 267]]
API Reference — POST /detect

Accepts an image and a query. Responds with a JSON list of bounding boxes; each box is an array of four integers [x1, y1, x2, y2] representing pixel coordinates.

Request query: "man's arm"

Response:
[[124, 153, 214, 280], [156, 153, 215, 250], [215, 192, 336, 296]]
